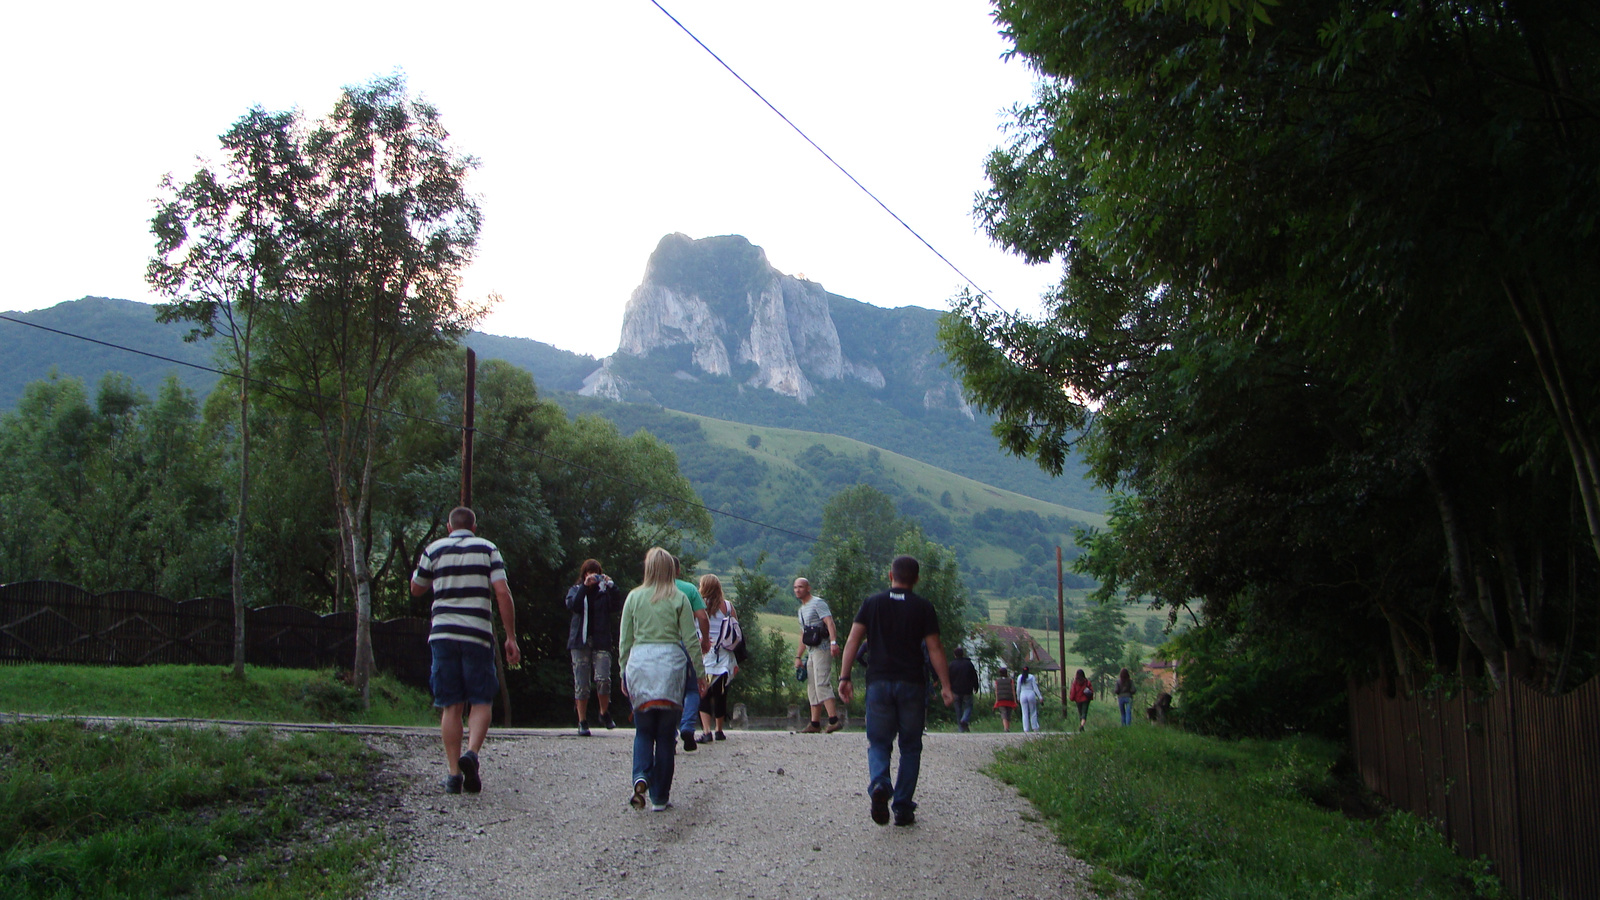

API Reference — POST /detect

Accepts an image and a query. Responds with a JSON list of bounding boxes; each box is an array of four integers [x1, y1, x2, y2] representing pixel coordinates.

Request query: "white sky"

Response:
[[0, 0, 1058, 360]]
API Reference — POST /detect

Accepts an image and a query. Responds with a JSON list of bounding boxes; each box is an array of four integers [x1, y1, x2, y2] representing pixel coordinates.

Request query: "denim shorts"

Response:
[[430, 638, 499, 708]]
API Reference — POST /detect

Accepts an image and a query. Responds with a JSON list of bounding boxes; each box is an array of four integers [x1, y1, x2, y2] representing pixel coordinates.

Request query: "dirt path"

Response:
[[366, 727, 1093, 900]]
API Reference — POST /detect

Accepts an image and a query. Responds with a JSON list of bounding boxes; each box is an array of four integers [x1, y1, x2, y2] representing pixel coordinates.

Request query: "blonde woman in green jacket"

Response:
[[620, 547, 707, 811]]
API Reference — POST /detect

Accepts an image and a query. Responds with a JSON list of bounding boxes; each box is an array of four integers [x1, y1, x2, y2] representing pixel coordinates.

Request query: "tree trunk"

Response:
[[1422, 457, 1507, 687], [231, 349, 251, 679], [1502, 277, 1600, 579]]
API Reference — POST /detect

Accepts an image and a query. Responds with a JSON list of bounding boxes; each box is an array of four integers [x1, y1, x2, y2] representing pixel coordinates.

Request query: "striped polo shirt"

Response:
[[413, 529, 506, 648]]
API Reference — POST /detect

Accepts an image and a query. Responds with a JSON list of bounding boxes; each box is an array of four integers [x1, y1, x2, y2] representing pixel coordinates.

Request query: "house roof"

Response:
[[983, 625, 1061, 671]]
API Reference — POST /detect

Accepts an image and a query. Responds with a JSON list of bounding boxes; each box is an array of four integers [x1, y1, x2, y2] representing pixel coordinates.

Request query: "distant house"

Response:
[[1143, 658, 1179, 693], [981, 625, 1061, 677]]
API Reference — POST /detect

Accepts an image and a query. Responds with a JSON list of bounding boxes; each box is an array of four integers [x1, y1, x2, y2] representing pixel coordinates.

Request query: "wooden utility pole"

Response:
[[461, 348, 510, 724], [1057, 545, 1068, 711], [461, 347, 476, 508]]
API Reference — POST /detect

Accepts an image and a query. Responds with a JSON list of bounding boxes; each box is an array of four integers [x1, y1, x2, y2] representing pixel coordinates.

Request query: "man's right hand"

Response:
[[504, 638, 521, 667]]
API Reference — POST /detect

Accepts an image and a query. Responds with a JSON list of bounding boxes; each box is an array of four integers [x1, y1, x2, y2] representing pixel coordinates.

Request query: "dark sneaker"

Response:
[[599, 712, 616, 730], [894, 809, 917, 827], [681, 731, 697, 751], [696, 731, 714, 744], [630, 778, 648, 810], [441, 773, 464, 794], [800, 721, 822, 734], [458, 750, 481, 793], [714, 731, 726, 741], [824, 719, 844, 734], [578, 721, 592, 737], [870, 786, 892, 826]]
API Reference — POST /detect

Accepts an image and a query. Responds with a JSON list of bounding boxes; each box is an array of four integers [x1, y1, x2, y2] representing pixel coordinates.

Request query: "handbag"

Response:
[[795, 659, 808, 682], [802, 624, 827, 647]]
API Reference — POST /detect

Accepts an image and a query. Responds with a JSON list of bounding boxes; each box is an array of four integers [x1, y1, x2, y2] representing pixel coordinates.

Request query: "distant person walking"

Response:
[[675, 558, 711, 751], [1114, 667, 1136, 726], [1069, 669, 1094, 732], [793, 577, 843, 733], [1016, 666, 1043, 733], [410, 506, 521, 795], [620, 547, 706, 812], [696, 573, 737, 743], [947, 646, 980, 732], [565, 559, 620, 736], [992, 666, 1018, 732], [837, 555, 954, 827]]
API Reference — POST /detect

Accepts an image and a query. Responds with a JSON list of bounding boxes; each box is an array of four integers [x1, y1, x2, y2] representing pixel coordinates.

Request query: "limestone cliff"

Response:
[[586, 233, 968, 418]]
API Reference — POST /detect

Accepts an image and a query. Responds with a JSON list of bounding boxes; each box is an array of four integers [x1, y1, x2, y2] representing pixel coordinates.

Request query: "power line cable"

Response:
[[646, 0, 1018, 322], [0, 312, 822, 544]]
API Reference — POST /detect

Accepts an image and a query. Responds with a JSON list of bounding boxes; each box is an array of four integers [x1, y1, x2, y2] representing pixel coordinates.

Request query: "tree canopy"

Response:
[[940, 0, 1600, 717]]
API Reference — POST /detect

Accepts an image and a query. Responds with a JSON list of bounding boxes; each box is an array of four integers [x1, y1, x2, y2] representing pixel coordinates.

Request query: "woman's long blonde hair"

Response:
[[642, 547, 680, 603], [700, 574, 726, 614]]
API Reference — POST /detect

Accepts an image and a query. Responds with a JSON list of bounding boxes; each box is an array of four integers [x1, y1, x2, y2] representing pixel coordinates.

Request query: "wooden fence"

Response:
[[1348, 674, 1600, 899], [0, 581, 432, 690]]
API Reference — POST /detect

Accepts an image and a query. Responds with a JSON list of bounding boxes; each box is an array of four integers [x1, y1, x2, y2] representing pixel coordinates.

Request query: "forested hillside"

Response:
[[557, 394, 1101, 603]]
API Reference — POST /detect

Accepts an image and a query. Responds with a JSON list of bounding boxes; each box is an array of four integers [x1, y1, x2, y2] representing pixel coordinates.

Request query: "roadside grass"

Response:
[[0, 719, 389, 899], [0, 665, 436, 726], [990, 725, 1501, 900]]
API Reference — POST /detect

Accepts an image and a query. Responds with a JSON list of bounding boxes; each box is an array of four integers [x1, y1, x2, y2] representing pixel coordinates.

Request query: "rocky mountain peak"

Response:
[[581, 233, 973, 420], [601, 233, 883, 404]]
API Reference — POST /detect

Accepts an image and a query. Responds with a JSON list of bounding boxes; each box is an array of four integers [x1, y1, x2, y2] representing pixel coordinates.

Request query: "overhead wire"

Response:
[[645, 0, 1020, 323], [0, 312, 822, 545]]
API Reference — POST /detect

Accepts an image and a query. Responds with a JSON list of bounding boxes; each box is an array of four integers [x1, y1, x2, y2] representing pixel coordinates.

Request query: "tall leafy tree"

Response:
[[814, 485, 972, 653], [1072, 600, 1127, 690], [149, 106, 304, 677], [245, 74, 488, 703], [941, 0, 1599, 696]]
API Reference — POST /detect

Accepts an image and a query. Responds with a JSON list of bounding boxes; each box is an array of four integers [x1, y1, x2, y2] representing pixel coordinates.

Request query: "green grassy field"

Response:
[[0, 665, 436, 726], [690, 412, 1106, 526], [992, 725, 1501, 900], [0, 665, 421, 899]]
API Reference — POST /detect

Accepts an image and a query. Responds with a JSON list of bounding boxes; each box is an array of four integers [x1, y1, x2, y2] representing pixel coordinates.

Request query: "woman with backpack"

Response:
[[1069, 669, 1094, 732], [992, 666, 1018, 732], [696, 574, 739, 743]]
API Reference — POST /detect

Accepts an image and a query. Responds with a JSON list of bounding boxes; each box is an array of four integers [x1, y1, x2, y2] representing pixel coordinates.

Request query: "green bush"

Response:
[[1165, 623, 1348, 738]]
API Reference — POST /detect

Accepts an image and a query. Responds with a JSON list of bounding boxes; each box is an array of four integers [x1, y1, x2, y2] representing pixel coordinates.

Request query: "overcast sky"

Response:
[[1, 1, 1057, 360]]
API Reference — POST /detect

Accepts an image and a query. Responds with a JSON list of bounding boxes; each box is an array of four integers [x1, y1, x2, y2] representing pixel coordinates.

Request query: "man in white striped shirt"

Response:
[[411, 506, 521, 794]]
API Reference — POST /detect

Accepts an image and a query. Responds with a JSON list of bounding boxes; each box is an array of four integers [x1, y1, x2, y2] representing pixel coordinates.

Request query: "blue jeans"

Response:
[[953, 693, 974, 729], [678, 663, 700, 734], [1119, 696, 1133, 726], [866, 680, 927, 814], [632, 708, 678, 804]]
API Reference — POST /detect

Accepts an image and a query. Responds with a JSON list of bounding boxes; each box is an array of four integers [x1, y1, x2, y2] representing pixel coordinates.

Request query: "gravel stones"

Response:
[[366, 729, 1094, 900]]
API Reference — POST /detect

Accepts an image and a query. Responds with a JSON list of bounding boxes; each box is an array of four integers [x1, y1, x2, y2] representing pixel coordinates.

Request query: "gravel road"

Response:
[[366, 726, 1093, 900]]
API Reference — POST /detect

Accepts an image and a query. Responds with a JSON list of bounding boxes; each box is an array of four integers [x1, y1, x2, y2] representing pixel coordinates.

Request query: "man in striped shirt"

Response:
[[411, 506, 521, 794]]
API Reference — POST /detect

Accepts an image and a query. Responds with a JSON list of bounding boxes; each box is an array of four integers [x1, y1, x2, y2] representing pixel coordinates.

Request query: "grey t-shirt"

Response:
[[798, 597, 832, 632]]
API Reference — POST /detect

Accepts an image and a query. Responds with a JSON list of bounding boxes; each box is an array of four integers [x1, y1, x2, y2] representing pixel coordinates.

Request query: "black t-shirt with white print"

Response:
[[854, 587, 940, 685]]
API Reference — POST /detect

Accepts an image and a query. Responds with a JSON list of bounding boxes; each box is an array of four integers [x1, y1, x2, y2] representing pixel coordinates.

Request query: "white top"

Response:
[[1017, 673, 1042, 702], [703, 603, 736, 676]]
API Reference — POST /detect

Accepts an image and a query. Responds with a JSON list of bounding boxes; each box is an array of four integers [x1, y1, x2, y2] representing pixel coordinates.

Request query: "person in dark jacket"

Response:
[[946, 646, 980, 732], [567, 558, 621, 735]]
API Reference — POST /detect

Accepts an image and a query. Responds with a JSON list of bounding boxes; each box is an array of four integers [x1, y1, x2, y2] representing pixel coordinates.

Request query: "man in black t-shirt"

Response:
[[837, 556, 955, 827]]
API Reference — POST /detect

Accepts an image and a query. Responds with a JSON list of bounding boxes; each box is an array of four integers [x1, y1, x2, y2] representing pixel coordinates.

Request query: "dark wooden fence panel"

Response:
[[0, 581, 430, 691], [1349, 675, 1600, 899]]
